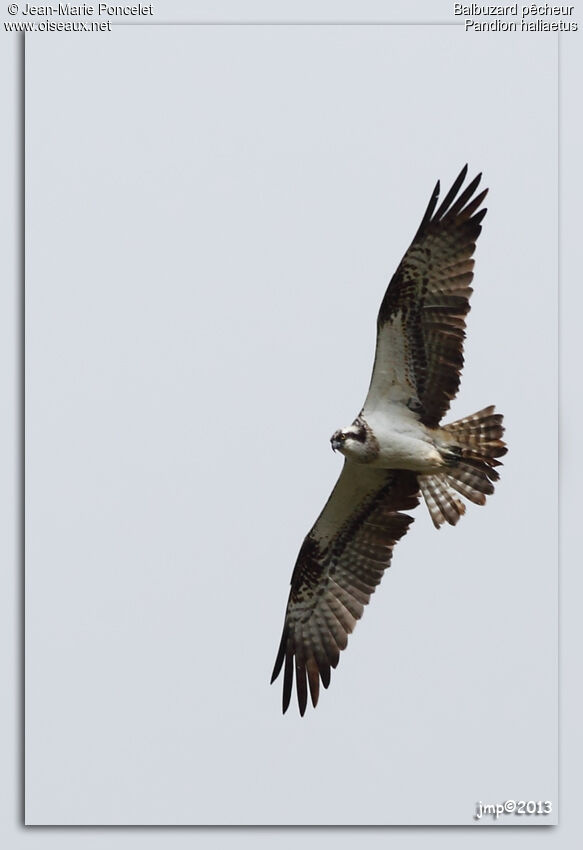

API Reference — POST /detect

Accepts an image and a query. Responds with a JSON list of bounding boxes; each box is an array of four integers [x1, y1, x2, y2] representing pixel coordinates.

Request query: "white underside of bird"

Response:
[[271, 166, 507, 715], [340, 407, 451, 472]]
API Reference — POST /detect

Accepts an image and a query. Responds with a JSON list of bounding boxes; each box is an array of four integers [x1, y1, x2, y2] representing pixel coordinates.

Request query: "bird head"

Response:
[[330, 419, 372, 461], [330, 429, 348, 453]]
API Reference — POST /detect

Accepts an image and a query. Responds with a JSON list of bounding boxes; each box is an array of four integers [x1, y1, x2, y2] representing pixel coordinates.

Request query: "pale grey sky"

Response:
[[16, 3, 564, 831]]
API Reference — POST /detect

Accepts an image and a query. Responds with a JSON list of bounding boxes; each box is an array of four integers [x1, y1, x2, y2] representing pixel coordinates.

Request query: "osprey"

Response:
[[271, 166, 506, 715]]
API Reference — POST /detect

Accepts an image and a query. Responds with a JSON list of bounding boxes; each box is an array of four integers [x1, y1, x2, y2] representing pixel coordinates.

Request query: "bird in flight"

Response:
[[271, 165, 506, 715]]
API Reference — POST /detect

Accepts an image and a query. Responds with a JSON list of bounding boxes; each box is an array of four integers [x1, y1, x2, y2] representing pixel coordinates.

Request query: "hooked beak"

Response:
[[331, 438, 342, 453]]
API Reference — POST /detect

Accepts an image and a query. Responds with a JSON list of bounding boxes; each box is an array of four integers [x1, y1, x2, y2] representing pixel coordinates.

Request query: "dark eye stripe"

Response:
[[350, 425, 367, 444]]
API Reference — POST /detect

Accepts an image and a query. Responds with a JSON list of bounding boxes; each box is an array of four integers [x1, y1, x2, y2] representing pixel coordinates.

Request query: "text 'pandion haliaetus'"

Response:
[[271, 166, 507, 715]]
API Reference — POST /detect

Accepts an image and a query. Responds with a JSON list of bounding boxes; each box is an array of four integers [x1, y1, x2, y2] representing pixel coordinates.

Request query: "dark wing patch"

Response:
[[375, 165, 487, 427], [271, 468, 420, 715]]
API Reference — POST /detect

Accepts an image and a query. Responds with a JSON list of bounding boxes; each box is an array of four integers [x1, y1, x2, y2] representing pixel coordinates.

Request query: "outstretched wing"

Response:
[[363, 165, 488, 428], [271, 464, 420, 715]]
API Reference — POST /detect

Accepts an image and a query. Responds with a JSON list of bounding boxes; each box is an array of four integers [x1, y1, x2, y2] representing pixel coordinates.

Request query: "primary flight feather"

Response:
[[271, 166, 506, 715]]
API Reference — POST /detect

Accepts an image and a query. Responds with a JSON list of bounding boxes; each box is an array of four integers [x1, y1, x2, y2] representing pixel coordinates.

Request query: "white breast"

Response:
[[365, 406, 442, 472]]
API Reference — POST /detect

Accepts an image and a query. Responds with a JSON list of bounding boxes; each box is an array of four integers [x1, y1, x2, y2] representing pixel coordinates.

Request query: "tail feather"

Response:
[[419, 474, 466, 528], [445, 467, 488, 504], [420, 406, 506, 528], [443, 405, 507, 460]]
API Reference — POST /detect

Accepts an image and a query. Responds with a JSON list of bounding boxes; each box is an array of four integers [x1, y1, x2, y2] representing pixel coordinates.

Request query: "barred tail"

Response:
[[419, 405, 507, 529]]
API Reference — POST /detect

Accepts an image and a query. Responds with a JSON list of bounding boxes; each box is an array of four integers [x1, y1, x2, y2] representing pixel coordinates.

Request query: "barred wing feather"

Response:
[[271, 464, 419, 715], [364, 165, 488, 427]]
